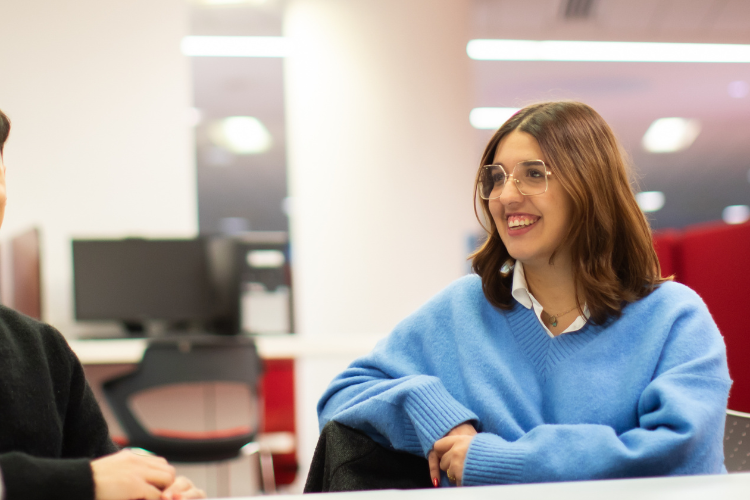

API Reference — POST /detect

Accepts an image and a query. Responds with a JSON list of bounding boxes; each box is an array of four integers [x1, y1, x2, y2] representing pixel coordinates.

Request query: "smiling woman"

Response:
[[472, 102, 664, 327], [313, 101, 731, 490]]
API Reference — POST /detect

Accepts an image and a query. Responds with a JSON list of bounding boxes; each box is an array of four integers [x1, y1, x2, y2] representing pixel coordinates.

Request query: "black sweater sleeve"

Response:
[[52, 325, 119, 460], [0, 453, 94, 500], [0, 307, 117, 500]]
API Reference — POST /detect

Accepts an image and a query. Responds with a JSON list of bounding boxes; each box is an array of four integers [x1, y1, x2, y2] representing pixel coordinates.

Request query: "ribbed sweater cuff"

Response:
[[462, 432, 525, 486], [403, 378, 478, 456]]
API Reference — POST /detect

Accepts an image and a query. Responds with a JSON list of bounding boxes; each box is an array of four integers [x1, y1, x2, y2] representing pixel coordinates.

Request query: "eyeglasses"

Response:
[[478, 160, 552, 199]]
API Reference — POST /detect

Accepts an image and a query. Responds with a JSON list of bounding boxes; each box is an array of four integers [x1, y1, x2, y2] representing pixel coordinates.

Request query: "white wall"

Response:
[[0, 0, 197, 333], [283, 0, 476, 488], [285, 0, 476, 338]]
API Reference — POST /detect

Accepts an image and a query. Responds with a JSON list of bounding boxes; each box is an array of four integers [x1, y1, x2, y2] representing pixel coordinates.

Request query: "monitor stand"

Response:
[[121, 319, 215, 338], [122, 321, 146, 336]]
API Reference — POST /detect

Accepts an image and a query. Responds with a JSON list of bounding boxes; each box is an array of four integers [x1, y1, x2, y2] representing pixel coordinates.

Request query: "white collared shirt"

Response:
[[510, 261, 590, 338]]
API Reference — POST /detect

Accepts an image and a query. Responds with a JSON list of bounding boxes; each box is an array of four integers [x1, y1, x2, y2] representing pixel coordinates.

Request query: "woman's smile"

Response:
[[506, 213, 541, 232]]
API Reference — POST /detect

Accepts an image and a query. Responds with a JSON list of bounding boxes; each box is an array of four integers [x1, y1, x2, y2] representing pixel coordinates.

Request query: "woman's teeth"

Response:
[[508, 217, 538, 228]]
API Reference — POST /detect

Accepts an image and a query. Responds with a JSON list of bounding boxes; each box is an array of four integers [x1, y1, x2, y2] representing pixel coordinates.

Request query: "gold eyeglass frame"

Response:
[[479, 160, 553, 199]]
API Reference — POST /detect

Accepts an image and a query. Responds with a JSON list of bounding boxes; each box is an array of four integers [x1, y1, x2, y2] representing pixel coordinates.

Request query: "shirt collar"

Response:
[[512, 261, 589, 315], [511, 261, 534, 309]]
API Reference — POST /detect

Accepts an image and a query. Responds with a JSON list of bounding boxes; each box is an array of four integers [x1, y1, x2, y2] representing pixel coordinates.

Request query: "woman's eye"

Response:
[[526, 169, 543, 178], [492, 174, 506, 183]]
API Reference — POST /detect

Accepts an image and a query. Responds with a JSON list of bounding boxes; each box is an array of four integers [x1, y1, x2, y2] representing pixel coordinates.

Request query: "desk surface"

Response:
[[69, 334, 387, 363], [229, 473, 749, 500]]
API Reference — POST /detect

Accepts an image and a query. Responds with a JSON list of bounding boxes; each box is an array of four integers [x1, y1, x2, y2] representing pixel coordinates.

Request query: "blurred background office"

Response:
[[1, 0, 749, 493]]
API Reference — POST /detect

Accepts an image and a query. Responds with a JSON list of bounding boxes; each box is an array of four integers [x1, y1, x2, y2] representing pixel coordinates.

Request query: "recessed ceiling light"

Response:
[[728, 81, 749, 98], [467, 39, 750, 63], [642, 118, 700, 154], [635, 191, 665, 212], [247, 249, 285, 268], [208, 116, 272, 155], [722, 205, 750, 225], [181, 36, 288, 57], [469, 107, 520, 129]]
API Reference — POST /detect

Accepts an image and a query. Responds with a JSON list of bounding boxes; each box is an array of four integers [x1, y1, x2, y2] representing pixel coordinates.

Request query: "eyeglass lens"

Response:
[[479, 160, 548, 199]]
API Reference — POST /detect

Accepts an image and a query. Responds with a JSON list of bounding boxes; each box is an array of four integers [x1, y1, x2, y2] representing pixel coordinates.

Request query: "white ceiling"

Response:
[[473, 0, 750, 43], [190, 0, 750, 231]]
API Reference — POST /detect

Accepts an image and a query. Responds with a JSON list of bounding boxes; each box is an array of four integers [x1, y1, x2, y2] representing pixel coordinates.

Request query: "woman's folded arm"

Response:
[[461, 371, 731, 485], [319, 367, 478, 457]]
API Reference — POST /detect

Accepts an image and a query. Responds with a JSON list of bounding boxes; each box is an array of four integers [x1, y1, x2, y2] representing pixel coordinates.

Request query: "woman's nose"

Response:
[[498, 179, 524, 205]]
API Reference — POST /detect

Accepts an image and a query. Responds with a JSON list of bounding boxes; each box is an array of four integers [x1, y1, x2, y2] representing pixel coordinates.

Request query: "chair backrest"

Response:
[[103, 335, 263, 462], [680, 223, 750, 413], [725, 409, 750, 472]]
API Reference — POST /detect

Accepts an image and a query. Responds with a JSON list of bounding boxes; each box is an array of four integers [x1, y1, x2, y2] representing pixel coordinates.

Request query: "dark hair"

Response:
[[0, 109, 10, 156], [470, 101, 668, 325]]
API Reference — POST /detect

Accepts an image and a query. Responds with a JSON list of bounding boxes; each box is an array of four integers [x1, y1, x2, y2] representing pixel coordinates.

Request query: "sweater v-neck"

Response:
[[505, 302, 600, 381]]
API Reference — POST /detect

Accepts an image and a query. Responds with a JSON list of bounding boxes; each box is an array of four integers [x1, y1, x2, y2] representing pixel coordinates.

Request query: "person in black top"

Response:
[[0, 108, 204, 500]]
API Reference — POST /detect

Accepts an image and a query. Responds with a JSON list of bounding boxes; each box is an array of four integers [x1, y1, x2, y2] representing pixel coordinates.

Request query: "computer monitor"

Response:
[[72, 238, 220, 332]]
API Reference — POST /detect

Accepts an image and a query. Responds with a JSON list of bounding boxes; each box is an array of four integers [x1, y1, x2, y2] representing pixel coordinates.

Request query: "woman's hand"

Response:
[[161, 476, 206, 500], [433, 434, 474, 486], [428, 422, 477, 487], [91, 449, 176, 500]]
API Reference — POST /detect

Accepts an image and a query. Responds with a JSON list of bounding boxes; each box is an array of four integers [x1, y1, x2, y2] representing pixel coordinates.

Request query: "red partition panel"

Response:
[[652, 229, 681, 280], [678, 222, 750, 413], [259, 358, 297, 485]]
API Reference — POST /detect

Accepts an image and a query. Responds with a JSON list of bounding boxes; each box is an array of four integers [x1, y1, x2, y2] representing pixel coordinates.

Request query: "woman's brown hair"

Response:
[[471, 101, 668, 325], [0, 109, 10, 156]]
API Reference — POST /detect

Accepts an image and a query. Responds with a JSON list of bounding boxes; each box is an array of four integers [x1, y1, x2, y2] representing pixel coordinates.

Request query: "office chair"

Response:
[[305, 421, 432, 492], [103, 336, 276, 493], [725, 409, 750, 473]]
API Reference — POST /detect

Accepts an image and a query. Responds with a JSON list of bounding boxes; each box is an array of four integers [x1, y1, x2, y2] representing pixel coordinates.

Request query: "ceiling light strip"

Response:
[[470, 107, 521, 129], [467, 40, 750, 63], [181, 36, 289, 57]]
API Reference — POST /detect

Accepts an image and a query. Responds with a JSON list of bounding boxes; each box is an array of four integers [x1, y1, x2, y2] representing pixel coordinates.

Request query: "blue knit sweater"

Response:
[[318, 275, 731, 485]]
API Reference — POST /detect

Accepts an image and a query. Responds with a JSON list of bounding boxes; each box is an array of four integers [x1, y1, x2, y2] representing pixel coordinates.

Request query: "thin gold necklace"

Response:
[[545, 305, 578, 327]]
